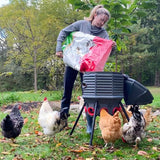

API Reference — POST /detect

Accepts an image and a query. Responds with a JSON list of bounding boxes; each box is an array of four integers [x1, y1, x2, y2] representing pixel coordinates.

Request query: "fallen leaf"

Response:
[[13, 156, 24, 160], [35, 139, 42, 143], [148, 130, 156, 133], [152, 146, 157, 150], [138, 150, 148, 156], [92, 151, 96, 155], [79, 146, 90, 151], [35, 130, 43, 135], [70, 149, 84, 153], [37, 131, 43, 136], [61, 156, 71, 160], [152, 147, 159, 151], [147, 138, 153, 142], [75, 157, 85, 160], [23, 133, 31, 137], [10, 148, 16, 152], [1, 152, 11, 155], [56, 143, 62, 147], [9, 143, 20, 147], [24, 118, 28, 124]]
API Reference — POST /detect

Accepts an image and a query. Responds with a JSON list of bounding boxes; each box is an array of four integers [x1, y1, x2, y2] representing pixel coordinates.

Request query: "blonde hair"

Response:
[[84, 5, 110, 22]]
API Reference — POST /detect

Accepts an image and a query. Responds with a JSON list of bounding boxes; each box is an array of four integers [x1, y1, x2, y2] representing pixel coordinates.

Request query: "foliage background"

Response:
[[0, 0, 160, 92]]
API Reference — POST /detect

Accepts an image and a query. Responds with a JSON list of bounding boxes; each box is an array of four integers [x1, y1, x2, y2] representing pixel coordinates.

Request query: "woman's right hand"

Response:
[[56, 51, 63, 58]]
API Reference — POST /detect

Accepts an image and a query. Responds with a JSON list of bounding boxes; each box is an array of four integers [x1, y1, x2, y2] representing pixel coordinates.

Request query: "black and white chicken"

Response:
[[38, 97, 67, 136], [122, 105, 146, 148], [1, 104, 24, 143]]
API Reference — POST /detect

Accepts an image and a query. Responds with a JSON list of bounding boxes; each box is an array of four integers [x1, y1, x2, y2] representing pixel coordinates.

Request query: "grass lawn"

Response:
[[0, 106, 160, 160], [146, 87, 160, 109], [0, 86, 160, 159]]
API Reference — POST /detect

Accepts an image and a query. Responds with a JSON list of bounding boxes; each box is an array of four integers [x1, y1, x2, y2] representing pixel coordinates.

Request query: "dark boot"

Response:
[[60, 107, 70, 120]]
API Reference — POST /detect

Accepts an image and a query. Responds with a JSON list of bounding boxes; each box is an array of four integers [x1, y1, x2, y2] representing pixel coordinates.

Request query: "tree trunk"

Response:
[[34, 48, 37, 92], [154, 70, 160, 86]]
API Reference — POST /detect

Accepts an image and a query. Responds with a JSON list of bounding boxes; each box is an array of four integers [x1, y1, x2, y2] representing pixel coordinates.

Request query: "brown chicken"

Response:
[[143, 108, 152, 128], [119, 106, 132, 124], [99, 109, 122, 148]]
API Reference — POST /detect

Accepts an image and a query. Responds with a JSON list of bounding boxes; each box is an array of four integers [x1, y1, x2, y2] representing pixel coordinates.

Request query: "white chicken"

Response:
[[122, 105, 146, 148], [38, 97, 67, 136]]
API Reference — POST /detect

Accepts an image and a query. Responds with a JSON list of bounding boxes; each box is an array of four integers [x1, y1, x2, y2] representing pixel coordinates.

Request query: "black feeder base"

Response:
[[70, 100, 129, 146], [70, 72, 126, 146], [70, 72, 153, 146]]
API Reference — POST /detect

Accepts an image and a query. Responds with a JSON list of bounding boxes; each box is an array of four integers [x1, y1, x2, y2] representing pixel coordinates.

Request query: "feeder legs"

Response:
[[89, 101, 98, 146], [120, 102, 130, 122], [70, 102, 86, 135]]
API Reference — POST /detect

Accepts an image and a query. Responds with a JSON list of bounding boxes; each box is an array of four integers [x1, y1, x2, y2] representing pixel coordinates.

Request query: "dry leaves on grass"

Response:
[[137, 150, 150, 158], [69, 146, 90, 153], [1, 152, 11, 155], [147, 138, 153, 142], [34, 130, 43, 136], [23, 118, 28, 124], [152, 146, 160, 152], [61, 156, 72, 160]]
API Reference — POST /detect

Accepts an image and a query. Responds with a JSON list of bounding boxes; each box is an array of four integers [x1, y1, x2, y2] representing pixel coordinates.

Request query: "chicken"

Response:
[[99, 109, 122, 148], [1, 104, 24, 143], [119, 105, 133, 124], [38, 97, 67, 136], [143, 108, 152, 128], [120, 105, 152, 127], [77, 96, 86, 121], [122, 105, 146, 149]]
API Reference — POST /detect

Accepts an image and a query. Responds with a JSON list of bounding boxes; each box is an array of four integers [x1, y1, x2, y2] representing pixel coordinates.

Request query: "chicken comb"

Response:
[[44, 97, 47, 101], [77, 96, 80, 100], [18, 105, 22, 110]]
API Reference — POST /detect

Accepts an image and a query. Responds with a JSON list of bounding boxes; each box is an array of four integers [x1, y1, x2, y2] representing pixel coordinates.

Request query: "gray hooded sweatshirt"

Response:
[[56, 20, 109, 52]]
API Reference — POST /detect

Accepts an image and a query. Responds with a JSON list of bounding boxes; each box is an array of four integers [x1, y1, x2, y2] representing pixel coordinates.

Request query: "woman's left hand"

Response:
[[112, 41, 116, 48]]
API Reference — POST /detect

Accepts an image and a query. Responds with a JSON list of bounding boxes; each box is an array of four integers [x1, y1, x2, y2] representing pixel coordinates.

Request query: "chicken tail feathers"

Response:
[[1, 115, 13, 131], [130, 105, 143, 121]]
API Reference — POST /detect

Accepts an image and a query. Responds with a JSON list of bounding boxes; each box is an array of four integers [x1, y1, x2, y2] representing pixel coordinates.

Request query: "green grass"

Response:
[[0, 107, 160, 159], [0, 89, 82, 106], [146, 87, 160, 109], [0, 90, 63, 105], [0, 86, 159, 108], [0, 87, 160, 159]]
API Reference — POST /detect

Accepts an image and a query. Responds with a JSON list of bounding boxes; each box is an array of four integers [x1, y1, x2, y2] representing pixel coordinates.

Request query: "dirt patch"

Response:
[[1, 101, 61, 112]]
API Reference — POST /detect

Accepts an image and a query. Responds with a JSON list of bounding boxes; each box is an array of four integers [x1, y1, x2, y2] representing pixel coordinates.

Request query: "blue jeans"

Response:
[[61, 66, 83, 114]]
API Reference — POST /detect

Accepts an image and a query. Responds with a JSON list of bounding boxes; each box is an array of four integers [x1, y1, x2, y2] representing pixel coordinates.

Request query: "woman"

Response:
[[56, 5, 116, 134]]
